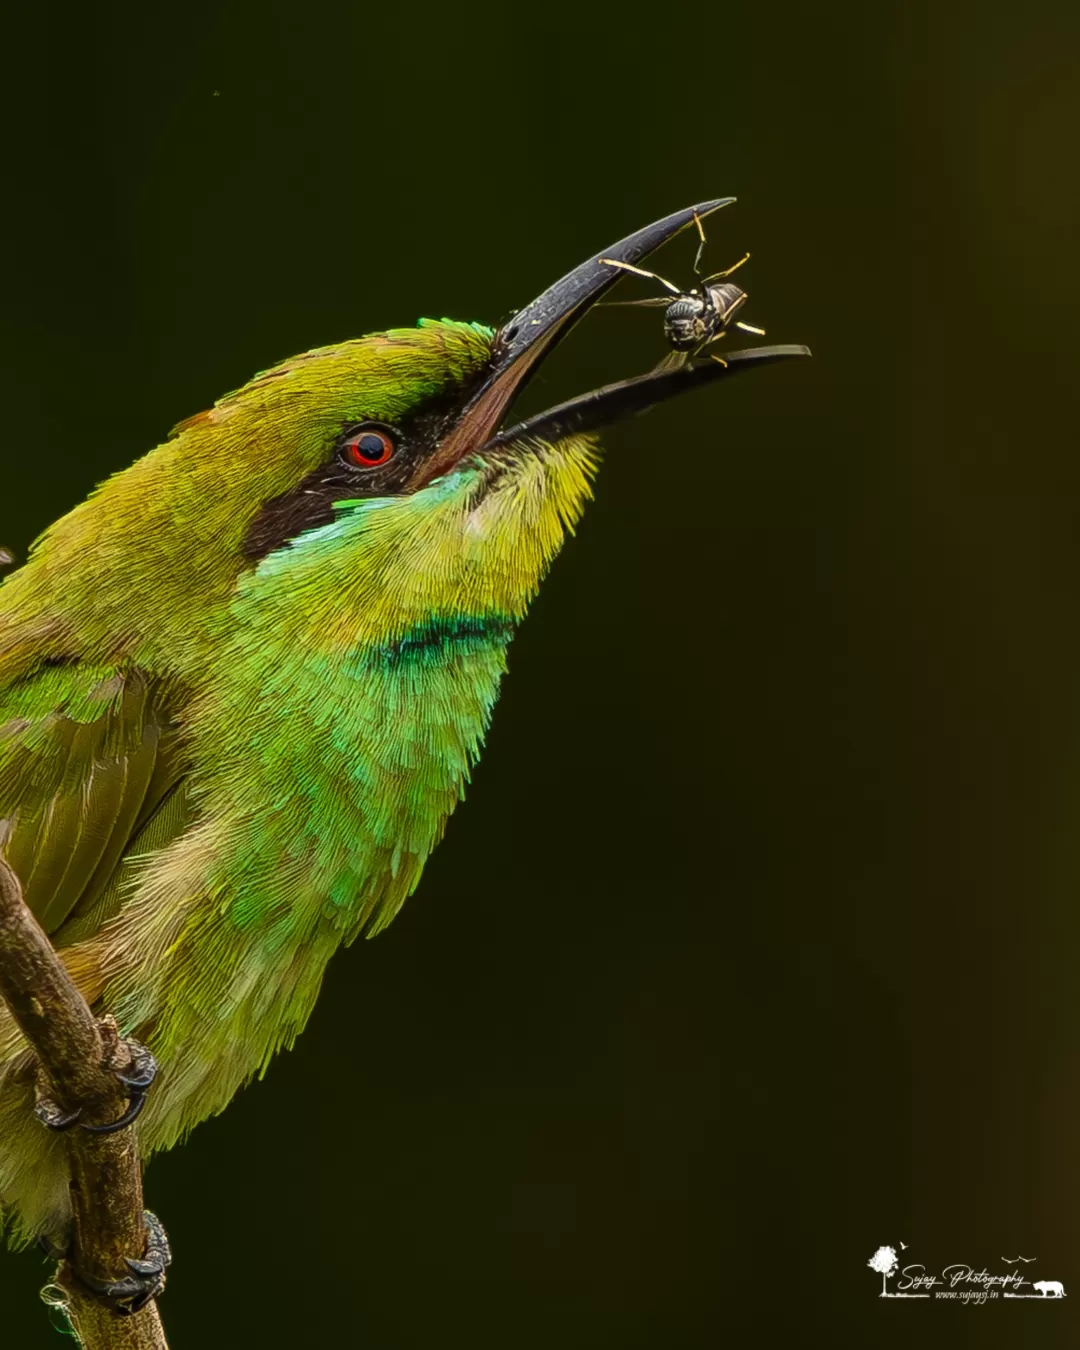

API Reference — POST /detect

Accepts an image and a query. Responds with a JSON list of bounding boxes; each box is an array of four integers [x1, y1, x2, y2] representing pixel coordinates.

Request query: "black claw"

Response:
[[67, 1210, 171, 1316], [115, 1041, 158, 1093], [34, 1100, 83, 1131], [35, 1039, 158, 1136], [120, 1286, 156, 1316], [126, 1258, 161, 1277], [79, 1088, 150, 1135], [80, 1040, 158, 1134]]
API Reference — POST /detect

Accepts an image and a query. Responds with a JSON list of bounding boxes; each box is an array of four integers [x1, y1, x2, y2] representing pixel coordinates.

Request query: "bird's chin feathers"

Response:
[[245, 432, 602, 649]]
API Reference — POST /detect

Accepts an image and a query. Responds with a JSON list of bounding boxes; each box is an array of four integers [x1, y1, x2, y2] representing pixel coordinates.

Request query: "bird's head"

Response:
[[3, 202, 808, 672], [168, 314, 609, 653]]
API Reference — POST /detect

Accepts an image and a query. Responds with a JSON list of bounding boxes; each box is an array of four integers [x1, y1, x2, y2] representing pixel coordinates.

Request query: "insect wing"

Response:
[[651, 350, 690, 373], [598, 297, 673, 308]]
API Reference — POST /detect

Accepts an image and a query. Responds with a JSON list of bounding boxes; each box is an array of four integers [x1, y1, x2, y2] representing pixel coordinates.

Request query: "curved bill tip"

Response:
[[420, 199, 812, 484], [426, 200, 740, 478], [490, 198, 737, 371]]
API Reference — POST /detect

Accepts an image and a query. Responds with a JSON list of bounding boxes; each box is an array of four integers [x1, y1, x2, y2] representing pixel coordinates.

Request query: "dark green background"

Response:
[[3, 1, 1080, 1345]]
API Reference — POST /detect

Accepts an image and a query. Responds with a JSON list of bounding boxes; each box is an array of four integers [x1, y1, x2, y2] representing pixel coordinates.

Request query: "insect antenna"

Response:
[[598, 258, 683, 295]]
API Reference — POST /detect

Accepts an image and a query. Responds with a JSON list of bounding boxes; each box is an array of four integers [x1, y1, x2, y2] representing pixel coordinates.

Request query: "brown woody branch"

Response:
[[0, 856, 168, 1349]]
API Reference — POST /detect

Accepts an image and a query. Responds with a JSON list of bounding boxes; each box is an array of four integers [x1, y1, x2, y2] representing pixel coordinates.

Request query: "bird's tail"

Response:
[[0, 1008, 71, 1247]]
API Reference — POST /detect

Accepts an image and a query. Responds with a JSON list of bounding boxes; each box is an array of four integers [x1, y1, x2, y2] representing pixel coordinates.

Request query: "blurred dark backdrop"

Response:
[[3, 1, 1080, 1346]]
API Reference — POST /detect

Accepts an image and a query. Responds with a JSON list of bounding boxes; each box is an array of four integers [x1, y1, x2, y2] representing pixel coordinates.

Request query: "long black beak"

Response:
[[423, 200, 808, 479]]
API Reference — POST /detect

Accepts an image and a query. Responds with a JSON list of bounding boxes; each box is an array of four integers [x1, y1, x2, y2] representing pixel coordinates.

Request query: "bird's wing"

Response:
[[0, 660, 190, 941]]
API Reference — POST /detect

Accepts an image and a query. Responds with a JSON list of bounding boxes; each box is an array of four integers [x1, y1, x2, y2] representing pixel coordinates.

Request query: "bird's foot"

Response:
[[34, 1036, 158, 1135], [44, 1211, 172, 1316], [75, 1210, 171, 1315]]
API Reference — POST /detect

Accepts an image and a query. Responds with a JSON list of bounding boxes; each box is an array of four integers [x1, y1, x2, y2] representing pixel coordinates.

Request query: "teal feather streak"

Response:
[[364, 614, 516, 669]]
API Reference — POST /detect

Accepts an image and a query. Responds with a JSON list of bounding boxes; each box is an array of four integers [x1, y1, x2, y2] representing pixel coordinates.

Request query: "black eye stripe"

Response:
[[242, 397, 461, 564]]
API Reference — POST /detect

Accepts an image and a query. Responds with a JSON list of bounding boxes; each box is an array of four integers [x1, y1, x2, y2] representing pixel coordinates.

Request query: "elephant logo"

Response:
[[1032, 1280, 1065, 1298]]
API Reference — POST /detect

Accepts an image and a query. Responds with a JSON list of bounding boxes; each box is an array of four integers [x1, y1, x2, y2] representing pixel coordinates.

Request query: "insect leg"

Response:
[[689, 330, 729, 365], [598, 258, 683, 295], [691, 210, 708, 276], [701, 252, 751, 284]]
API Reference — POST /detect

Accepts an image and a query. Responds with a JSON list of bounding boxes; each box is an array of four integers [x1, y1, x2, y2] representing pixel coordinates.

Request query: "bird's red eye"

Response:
[[343, 427, 396, 467]]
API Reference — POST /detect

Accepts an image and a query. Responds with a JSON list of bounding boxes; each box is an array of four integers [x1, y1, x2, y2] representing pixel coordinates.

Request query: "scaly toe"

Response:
[[67, 1210, 171, 1316]]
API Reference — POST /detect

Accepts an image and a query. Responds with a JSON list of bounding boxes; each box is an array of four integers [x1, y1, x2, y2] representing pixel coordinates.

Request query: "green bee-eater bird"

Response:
[[0, 201, 807, 1247]]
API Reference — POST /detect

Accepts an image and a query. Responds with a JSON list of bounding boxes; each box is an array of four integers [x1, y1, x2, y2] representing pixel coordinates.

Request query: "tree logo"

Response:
[[868, 1245, 898, 1297], [867, 1245, 928, 1299]]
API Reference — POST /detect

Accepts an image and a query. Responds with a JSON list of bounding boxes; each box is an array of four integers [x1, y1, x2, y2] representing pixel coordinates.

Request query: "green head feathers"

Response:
[[1, 319, 597, 683]]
